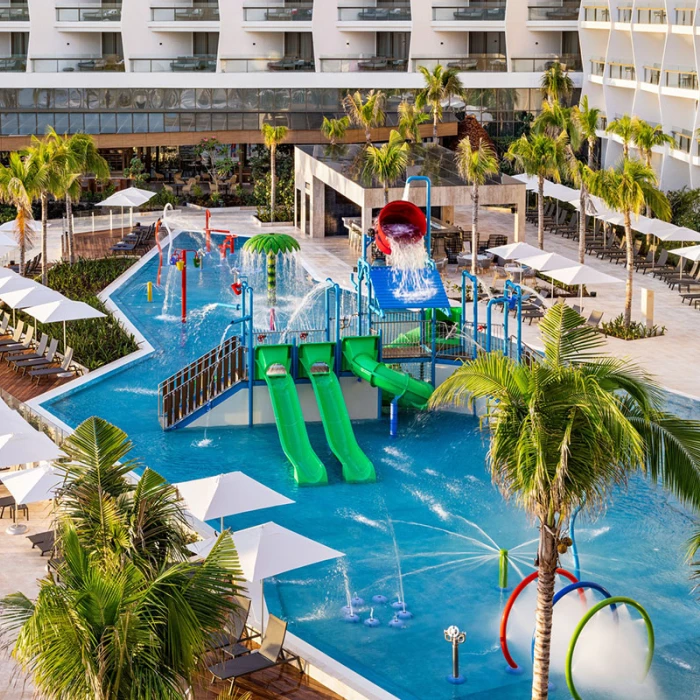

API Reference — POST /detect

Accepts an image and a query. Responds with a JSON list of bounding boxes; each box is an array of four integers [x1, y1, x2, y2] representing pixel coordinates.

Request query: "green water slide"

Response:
[[342, 336, 434, 409], [299, 343, 376, 484], [255, 345, 328, 486]]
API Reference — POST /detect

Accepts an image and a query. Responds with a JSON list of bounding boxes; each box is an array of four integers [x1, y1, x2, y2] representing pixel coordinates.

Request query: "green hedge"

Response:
[[16, 258, 140, 371]]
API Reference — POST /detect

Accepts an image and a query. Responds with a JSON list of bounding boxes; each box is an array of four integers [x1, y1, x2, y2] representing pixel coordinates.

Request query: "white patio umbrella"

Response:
[[1, 463, 63, 535], [487, 242, 543, 260], [23, 299, 105, 351], [232, 522, 344, 634], [174, 471, 294, 534], [516, 252, 578, 295], [512, 173, 538, 191], [548, 264, 621, 308], [0, 423, 63, 469], [656, 226, 700, 243], [0, 276, 41, 326], [668, 244, 700, 262], [0, 284, 63, 310], [98, 187, 156, 233], [0, 219, 49, 235]]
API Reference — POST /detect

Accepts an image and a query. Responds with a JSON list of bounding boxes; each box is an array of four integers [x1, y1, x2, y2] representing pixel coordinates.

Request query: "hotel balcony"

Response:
[[634, 6, 668, 32], [671, 127, 693, 158], [55, 4, 122, 31], [412, 54, 506, 72], [616, 4, 632, 24], [0, 3, 29, 29], [527, 2, 580, 29], [242, 4, 313, 31], [589, 57, 605, 81], [431, 3, 506, 29], [220, 55, 314, 72], [319, 55, 408, 72], [642, 63, 661, 86], [0, 54, 26, 72], [511, 53, 582, 72], [131, 55, 217, 72], [663, 66, 699, 94], [32, 54, 125, 72], [148, 4, 220, 31], [337, 3, 411, 31], [608, 60, 635, 83], [674, 7, 695, 27], [581, 5, 610, 24]]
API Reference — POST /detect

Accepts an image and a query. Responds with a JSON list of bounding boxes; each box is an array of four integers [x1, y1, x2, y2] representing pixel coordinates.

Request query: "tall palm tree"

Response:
[[397, 101, 429, 143], [342, 90, 386, 144], [49, 130, 110, 265], [416, 64, 465, 140], [0, 152, 43, 275], [362, 130, 409, 205], [541, 61, 574, 106], [321, 116, 350, 146], [506, 133, 568, 249], [430, 303, 700, 700], [261, 123, 288, 224], [606, 113, 636, 160], [455, 137, 499, 275], [633, 119, 674, 224], [588, 159, 671, 327]]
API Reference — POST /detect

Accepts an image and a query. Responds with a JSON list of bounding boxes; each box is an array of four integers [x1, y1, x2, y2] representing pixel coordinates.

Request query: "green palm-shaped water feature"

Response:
[[242, 232, 300, 305]]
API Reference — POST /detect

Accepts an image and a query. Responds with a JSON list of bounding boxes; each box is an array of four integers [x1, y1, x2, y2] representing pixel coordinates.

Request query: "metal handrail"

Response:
[[0, 387, 68, 445]]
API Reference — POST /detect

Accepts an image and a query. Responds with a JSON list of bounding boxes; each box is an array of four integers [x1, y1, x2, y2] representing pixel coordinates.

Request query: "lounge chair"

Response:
[[29, 347, 76, 384], [636, 248, 666, 273], [0, 325, 34, 355], [585, 310, 604, 328], [6, 333, 47, 364], [212, 597, 260, 657], [0, 495, 28, 520], [13, 338, 58, 374], [208, 615, 302, 689], [664, 261, 700, 287], [27, 530, 54, 556], [672, 267, 700, 293], [0, 320, 24, 347], [0, 312, 9, 337]]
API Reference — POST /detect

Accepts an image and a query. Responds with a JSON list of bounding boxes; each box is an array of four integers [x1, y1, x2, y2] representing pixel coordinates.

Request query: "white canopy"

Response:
[[1, 464, 63, 505], [656, 226, 700, 243], [548, 265, 621, 287], [516, 252, 577, 272], [545, 183, 579, 201], [175, 471, 293, 533], [487, 242, 543, 260], [0, 275, 39, 295], [0, 413, 63, 470], [668, 244, 700, 262], [0, 267, 17, 280], [98, 187, 155, 208], [0, 284, 63, 310], [512, 173, 538, 191], [23, 299, 105, 351], [0, 219, 49, 234], [187, 534, 220, 559]]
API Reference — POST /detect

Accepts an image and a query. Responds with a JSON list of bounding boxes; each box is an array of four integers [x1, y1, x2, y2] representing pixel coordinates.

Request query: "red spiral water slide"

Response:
[[375, 200, 427, 255]]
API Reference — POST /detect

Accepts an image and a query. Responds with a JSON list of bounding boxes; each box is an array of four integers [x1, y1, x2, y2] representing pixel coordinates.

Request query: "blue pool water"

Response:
[[44, 234, 700, 699]]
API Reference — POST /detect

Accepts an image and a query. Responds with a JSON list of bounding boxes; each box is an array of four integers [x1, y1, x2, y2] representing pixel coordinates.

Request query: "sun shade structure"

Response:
[[548, 264, 621, 309], [668, 245, 700, 262], [174, 471, 294, 533], [487, 242, 543, 260], [0, 284, 63, 310], [516, 252, 577, 271], [1, 464, 63, 506], [0, 219, 50, 234], [23, 299, 106, 351], [655, 227, 700, 243], [98, 187, 156, 232]]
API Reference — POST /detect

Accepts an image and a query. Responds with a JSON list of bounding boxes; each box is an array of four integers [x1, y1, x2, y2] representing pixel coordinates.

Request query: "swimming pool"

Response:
[[42, 233, 700, 699]]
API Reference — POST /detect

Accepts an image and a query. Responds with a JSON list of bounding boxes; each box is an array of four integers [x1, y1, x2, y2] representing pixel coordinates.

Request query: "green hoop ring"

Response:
[[565, 596, 654, 700]]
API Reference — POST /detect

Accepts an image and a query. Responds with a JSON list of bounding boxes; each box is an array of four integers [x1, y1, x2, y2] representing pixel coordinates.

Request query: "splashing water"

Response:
[[281, 280, 332, 341], [387, 240, 437, 303]]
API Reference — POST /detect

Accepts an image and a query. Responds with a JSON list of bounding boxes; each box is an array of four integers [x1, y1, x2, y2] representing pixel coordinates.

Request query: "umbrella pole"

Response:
[[261, 580, 265, 637], [579, 284, 583, 310], [220, 515, 224, 534], [63, 320, 66, 354]]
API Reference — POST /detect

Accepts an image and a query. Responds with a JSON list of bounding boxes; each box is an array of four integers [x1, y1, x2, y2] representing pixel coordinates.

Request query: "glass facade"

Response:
[[0, 87, 556, 138]]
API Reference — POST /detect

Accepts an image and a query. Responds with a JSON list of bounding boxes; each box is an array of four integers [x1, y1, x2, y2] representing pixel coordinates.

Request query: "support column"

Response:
[[311, 176, 325, 238], [513, 187, 527, 242], [442, 206, 455, 225]]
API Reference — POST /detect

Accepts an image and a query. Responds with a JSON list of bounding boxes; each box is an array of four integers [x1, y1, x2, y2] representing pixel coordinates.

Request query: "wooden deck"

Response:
[[0, 353, 65, 402], [73, 228, 155, 260]]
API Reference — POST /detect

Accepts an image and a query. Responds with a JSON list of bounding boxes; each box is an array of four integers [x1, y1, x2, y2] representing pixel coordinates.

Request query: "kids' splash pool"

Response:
[[42, 233, 700, 699]]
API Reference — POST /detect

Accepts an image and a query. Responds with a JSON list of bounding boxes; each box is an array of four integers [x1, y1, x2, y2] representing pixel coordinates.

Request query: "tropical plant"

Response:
[[321, 116, 351, 145], [124, 155, 148, 187], [455, 137, 499, 275], [342, 90, 386, 143], [667, 187, 700, 231], [568, 160, 599, 264], [261, 124, 289, 224], [606, 114, 636, 160], [588, 158, 671, 328], [397, 101, 429, 143], [633, 119, 674, 222], [242, 232, 300, 305], [506, 132, 568, 249], [429, 303, 700, 700], [601, 313, 666, 340], [416, 65, 465, 140], [362, 130, 410, 205], [541, 61, 574, 106], [195, 137, 233, 195], [0, 152, 43, 274]]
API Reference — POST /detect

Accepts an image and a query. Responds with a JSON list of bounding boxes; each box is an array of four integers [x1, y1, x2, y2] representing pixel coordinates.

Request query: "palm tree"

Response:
[[342, 90, 386, 143], [430, 303, 700, 700], [606, 113, 636, 160], [321, 116, 350, 146], [541, 61, 574, 106], [633, 119, 674, 224], [0, 152, 43, 275], [49, 130, 109, 265], [588, 159, 671, 328], [416, 65, 465, 140], [362, 130, 410, 205], [506, 133, 568, 249], [261, 123, 289, 224], [397, 101, 429, 143], [242, 232, 300, 305], [455, 137, 499, 275]]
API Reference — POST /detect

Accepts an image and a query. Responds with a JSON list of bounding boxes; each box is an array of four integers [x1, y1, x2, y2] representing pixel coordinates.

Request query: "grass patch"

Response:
[[16, 258, 140, 371]]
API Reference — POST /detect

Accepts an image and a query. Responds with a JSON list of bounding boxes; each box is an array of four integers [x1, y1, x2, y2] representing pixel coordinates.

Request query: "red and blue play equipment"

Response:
[[204, 209, 233, 253], [375, 200, 427, 255]]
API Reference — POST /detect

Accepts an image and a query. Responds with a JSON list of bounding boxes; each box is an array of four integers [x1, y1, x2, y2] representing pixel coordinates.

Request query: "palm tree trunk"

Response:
[[471, 182, 479, 276], [383, 185, 389, 207], [578, 186, 586, 264], [433, 109, 439, 141], [66, 194, 75, 264], [270, 146, 276, 224], [537, 176, 545, 250], [366, 126, 372, 144], [588, 137, 596, 170], [644, 154, 652, 245], [624, 211, 634, 328], [17, 212, 26, 276], [267, 250, 276, 305], [41, 193, 48, 285], [532, 522, 558, 699]]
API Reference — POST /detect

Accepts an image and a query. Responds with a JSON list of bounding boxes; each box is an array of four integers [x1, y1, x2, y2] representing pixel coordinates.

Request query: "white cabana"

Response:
[[232, 522, 344, 634], [99, 187, 156, 232], [23, 299, 106, 351], [174, 471, 294, 533], [1, 463, 63, 535], [487, 242, 543, 260]]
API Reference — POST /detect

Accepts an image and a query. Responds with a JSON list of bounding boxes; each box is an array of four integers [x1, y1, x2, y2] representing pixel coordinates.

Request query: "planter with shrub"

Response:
[[601, 314, 666, 341]]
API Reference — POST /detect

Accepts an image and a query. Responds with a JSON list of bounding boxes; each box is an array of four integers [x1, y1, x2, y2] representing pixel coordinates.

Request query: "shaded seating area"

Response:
[[110, 222, 157, 255]]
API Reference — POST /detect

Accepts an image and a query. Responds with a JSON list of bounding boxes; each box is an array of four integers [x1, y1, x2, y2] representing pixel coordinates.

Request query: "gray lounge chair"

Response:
[[27, 530, 54, 556], [208, 615, 302, 689], [0, 325, 33, 355], [6, 332, 47, 364], [14, 338, 58, 374], [586, 310, 604, 328], [29, 347, 75, 384], [208, 596, 257, 655], [0, 312, 9, 337], [0, 320, 24, 347]]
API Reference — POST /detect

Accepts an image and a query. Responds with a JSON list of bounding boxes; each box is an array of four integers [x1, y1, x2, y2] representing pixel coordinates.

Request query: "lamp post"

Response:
[[444, 625, 467, 684]]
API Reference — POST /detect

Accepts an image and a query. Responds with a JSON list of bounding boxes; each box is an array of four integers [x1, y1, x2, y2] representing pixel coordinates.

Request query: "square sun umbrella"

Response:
[[487, 242, 543, 261], [174, 471, 294, 534], [23, 299, 105, 352], [98, 187, 156, 235], [515, 252, 578, 297], [547, 264, 621, 310], [0, 275, 42, 326], [668, 244, 700, 263], [0, 284, 64, 335], [1, 463, 64, 535]]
